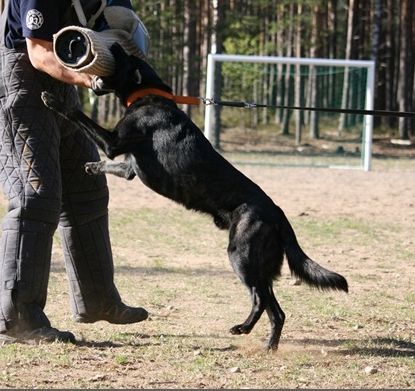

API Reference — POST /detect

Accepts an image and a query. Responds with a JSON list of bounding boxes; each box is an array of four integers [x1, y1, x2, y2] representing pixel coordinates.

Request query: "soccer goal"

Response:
[[204, 54, 375, 171]]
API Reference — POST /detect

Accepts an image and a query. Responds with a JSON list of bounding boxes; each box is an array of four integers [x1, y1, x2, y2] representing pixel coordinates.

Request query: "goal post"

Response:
[[204, 53, 375, 171]]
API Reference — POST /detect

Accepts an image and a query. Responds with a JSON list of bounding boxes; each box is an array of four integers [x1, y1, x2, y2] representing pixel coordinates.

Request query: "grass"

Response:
[[292, 216, 386, 245], [110, 207, 228, 261], [0, 161, 414, 388]]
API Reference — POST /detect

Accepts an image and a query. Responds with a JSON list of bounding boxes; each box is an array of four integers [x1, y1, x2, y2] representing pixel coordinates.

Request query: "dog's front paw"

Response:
[[85, 162, 105, 176]]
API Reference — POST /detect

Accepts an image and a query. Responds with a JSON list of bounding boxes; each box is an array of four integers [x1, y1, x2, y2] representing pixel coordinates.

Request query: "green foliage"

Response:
[[224, 20, 259, 56], [130, 1, 185, 82]]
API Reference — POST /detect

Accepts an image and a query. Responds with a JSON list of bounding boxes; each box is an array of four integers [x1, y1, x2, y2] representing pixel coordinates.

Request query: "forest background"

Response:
[[0, 0, 413, 144], [127, 0, 414, 145]]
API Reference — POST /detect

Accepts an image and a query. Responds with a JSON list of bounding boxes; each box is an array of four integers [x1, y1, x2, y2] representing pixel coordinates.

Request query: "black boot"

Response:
[[59, 213, 148, 325], [74, 303, 148, 324], [0, 216, 76, 344], [2, 326, 76, 344], [20, 327, 76, 343]]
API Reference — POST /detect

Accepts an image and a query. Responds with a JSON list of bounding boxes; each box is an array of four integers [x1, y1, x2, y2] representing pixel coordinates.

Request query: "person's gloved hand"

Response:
[[91, 75, 115, 96]]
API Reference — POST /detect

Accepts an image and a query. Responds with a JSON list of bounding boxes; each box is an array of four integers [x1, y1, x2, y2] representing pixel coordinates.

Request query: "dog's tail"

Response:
[[275, 207, 348, 293]]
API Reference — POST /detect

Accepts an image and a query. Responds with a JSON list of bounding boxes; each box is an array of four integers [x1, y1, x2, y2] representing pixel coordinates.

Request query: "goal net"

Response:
[[204, 54, 375, 171]]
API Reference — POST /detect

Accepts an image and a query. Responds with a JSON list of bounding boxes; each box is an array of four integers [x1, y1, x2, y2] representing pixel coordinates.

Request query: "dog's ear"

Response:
[[126, 56, 172, 94]]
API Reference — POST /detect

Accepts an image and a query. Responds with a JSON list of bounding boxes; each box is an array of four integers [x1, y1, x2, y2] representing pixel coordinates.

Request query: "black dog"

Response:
[[42, 45, 347, 350]]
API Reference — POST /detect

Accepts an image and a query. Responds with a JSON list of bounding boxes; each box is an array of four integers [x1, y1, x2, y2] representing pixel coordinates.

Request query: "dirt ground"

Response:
[[0, 138, 414, 388]]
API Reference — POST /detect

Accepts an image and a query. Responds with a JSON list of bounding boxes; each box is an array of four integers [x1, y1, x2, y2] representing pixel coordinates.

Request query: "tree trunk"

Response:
[[294, 4, 303, 145], [397, 0, 413, 140], [275, 2, 284, 125], [210, 0, 224, 149], [326, 0, 338, 109], [260, 4, 268, 125], [282, 3, 294, 136], [198, 0, 210, 116], [371, 0, 382, 127], [183, 0, 198, 117], [173, 1, 183, 95], [338, 0, 356, 134], [384, 0, 398, 128], [309, 4, 320, 139]]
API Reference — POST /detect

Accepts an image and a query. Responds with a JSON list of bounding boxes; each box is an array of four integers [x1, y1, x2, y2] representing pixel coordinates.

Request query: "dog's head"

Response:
[[102, 43, 172, 105]]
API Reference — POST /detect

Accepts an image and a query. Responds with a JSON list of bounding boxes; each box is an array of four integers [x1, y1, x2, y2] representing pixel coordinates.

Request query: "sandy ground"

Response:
[[107, 158, 415, 228], [0, 145, 414, 388]]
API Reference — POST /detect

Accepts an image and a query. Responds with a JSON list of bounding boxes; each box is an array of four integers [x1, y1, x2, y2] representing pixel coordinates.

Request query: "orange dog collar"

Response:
[[126, 88, 201, 107]]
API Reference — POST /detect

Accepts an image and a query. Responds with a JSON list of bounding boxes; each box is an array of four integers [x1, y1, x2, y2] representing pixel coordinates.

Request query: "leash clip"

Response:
[[244, 102, 257, 109], [201, 98, 216, 106]]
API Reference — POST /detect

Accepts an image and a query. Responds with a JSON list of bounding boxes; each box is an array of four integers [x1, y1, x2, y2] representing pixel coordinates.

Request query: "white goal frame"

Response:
[[204, 54, 375, 171]]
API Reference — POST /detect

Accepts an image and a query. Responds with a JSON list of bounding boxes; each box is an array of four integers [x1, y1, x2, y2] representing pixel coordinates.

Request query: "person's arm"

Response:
[[26, 38, 92, 88]]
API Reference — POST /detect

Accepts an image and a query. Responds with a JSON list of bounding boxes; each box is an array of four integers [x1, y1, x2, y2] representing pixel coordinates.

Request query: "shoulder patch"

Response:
[[26, 9, 44, 30]]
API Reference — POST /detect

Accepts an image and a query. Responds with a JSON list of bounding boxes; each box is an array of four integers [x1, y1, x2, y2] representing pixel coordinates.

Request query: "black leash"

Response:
[[201, 98, 415, 118]]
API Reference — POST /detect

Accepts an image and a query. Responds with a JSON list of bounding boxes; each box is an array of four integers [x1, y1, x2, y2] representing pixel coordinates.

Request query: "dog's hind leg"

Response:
[[265, 285, 285, 349], [228, 279, 285, 350], [227, 218, 269, 335], [229, 284, 268, 336], [228, 213, 285, 349], [228, 278, 285, 350]]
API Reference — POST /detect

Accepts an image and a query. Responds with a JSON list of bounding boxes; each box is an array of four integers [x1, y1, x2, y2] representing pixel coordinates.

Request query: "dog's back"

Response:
[[123, 96, 272, 222]]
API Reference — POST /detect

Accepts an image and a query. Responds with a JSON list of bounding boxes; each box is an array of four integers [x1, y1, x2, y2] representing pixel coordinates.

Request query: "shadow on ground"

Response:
[[284, 337, 415, 358], [76, 332, 414, 359]]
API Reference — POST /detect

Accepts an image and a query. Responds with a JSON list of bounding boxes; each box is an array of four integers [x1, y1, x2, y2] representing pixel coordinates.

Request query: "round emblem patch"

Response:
[[26, 9, 44, 30]]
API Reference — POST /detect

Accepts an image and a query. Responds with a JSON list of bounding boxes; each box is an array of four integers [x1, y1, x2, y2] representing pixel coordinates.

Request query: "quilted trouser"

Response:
[[0, 47, 124, 333]]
